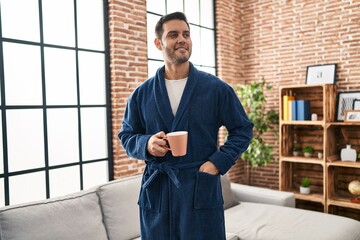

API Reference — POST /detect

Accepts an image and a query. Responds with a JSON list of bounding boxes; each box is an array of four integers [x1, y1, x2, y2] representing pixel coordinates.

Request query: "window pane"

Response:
[[47, 108, 79, 166], [83, 161, 109, 190], [9, 171, 46, 205], [167, 0, 183, 14], [44, 47, 77, 105], [189, 25, 201, 65], [198, 66, 216, 75], [184, 0, 200, 25], [3, 42, 42, 105], [77, 0, 104, 51], [81, 107, 108, 161], [147, 13, 163, 60], [200, 0, 214, 28], [148, 60, 163, 78], [0, 0, 40, 42], [147, 0, 165, 15], [78, 51, 106, 105], [7, 109, 44, 172], [0, 178, 4, 207], [0, 112, 3, 174], [42, 0, 75, 47], [49, 166, 80, 198], [201, 28, 215, 67]]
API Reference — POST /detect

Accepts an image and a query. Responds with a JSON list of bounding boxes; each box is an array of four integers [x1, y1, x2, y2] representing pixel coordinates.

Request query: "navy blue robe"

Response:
[[118, 63, 253, 240]]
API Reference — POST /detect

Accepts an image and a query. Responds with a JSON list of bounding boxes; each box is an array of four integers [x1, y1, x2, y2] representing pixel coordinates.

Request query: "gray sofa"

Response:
[[1, 174, 360, 240]]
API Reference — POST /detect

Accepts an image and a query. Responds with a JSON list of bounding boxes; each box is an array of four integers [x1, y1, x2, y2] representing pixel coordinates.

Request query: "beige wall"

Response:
[[109, 0, 360, 189]]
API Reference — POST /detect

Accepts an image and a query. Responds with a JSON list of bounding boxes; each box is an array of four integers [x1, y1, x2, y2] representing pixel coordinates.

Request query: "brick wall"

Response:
[[109, 0, 360, 189], [109, 0, 147, 178], [235, 0, 360, 189]]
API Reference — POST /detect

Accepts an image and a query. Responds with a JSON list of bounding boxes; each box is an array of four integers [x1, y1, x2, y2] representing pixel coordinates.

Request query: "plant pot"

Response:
[[304, 152, 312, 158], [293, 151, 301, 157], [300, 186, 311, 194]]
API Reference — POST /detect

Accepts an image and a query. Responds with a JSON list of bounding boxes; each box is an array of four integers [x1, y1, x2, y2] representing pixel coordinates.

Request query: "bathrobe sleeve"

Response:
[[208, 84, 254, 175], [118, 92, 155, 162]]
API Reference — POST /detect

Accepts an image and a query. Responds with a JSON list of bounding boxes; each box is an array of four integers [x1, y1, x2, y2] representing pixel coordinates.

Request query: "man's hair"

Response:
[[155, 12, 190, 39]]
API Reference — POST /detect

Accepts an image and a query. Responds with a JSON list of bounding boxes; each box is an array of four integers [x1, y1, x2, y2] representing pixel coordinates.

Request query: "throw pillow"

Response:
[[221, 174, 240, 210]]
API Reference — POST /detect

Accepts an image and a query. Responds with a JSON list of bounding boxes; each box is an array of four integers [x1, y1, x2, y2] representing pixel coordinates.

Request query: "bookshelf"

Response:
[[279, 84, 360, 220]]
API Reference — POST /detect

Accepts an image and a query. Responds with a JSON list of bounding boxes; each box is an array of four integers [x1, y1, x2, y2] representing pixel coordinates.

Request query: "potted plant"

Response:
[[236, 78, 279, 167], [300, 177, 311, 194], [293, 144, 302, 156], [303, 146, 314, 158]]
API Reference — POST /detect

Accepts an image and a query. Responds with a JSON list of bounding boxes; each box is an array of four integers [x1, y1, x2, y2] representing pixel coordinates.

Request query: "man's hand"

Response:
[[147, 131, 169, 157], [199, 161, 219, 175]]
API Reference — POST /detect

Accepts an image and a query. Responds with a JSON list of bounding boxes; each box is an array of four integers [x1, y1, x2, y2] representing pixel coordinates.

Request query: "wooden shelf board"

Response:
[[328, 122, 360, 127], [327, 198, 360, 210], [327, 161, 360, 168], [279, 84, 327, 90], [280, 120, 325, 126], [280, 157, 324, 165], [294, 192, 324, 203]]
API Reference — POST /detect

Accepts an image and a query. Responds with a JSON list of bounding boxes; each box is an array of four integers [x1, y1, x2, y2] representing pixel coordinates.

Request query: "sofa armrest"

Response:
[[230, 182, 295, 208]]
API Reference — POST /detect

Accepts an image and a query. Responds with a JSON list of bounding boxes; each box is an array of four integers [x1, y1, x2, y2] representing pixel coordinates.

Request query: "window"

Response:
[[0, 0, 112, 206], [146, 0, 216, 77]]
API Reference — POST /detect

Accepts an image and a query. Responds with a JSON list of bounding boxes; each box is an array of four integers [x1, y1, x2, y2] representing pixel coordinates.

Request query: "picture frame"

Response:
[[353, 99, 360, 110], [305, 63, 336, 85], [336, 91, 360, 121], [344, 110, 360, 123]]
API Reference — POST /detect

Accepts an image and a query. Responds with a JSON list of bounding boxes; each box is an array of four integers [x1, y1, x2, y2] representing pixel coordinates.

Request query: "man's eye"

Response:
[[169, 33, 178, 38], [184, 33, 190, 38]]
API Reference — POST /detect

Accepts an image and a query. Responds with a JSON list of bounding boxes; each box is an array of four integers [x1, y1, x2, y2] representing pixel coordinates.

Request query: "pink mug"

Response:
[[165, 131, 188, 157]]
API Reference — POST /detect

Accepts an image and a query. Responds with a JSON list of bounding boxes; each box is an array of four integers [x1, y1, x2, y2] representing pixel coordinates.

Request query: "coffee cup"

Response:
[[165, 131, 188, 157]]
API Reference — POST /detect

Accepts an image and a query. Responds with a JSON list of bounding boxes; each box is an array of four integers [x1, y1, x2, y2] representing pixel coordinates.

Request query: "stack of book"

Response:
[[283, 95, 311, 121]]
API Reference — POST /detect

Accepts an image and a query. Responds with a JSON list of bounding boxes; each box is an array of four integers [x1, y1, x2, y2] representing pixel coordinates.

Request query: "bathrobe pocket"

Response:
[[138, 174, 161, 213], [194, 171, 224, 209]]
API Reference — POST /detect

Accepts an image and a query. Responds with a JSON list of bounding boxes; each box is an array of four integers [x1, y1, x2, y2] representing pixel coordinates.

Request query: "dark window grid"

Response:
[[0, 158, 109, 179], [0, 0, 113, 206], [148, 58, 215, 71]]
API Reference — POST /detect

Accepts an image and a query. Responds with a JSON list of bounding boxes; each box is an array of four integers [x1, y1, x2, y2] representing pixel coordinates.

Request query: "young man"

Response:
[[118, 12, 253, 240]]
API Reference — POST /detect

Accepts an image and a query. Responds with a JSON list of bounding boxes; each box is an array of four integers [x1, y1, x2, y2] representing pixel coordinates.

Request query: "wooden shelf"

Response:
[[294, 192, 325, 204], [327, 161, 360, 168], [328, 198, 360, 210], [280, 120, 325, 126], [280, 156, 324, 165], [279, 84, 360, 220]]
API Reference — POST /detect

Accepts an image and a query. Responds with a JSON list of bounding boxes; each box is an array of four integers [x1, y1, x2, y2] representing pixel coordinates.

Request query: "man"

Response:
[[118, 12, 253, 240]]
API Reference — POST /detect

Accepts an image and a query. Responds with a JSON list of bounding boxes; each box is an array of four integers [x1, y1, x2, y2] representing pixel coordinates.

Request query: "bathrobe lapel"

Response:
[[154, 63, 199, 133], [171, 63, 198, 131], [154, 66, 174, 132]]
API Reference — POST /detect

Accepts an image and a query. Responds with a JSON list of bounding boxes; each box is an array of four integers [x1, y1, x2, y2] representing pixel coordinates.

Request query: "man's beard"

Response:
[[165, 47, 192, 64]]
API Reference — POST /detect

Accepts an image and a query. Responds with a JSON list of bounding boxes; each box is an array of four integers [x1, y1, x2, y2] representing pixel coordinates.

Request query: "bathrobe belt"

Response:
[[142, 161, 206, 190]]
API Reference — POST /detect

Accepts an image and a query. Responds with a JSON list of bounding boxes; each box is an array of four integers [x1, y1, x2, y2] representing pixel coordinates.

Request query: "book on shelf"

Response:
[[283, 95, 295, 121], [296, 100, 311, 120]]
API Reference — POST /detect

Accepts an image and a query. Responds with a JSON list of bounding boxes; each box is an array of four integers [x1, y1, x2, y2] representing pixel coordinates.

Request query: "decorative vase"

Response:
[[304, 152, 312, 158], [341, 145, 357, 162], [300, 186, 311, 194]]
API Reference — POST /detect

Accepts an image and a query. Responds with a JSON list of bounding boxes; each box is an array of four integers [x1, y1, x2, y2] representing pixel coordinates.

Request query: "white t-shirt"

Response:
[[165, 77, 188, 116]]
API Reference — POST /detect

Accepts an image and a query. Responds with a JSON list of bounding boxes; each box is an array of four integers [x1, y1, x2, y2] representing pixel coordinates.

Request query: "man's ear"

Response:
[[154, 38, 162, 50]]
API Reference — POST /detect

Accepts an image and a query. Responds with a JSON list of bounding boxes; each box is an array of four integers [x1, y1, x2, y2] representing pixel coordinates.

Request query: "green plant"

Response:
[[301, 177, 311, 187], [236, 78, 279, 167], [293, 143, 301, 152], [302, 146, 314, 153]]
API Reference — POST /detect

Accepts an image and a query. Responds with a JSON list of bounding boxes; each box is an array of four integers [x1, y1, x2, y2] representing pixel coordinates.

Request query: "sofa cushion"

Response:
[[221, 174, 239, 210], [230, 183, 295, 207], [0, 188, 108, 240], [225, 202, 360, 240], [97, 175, 142, 240]]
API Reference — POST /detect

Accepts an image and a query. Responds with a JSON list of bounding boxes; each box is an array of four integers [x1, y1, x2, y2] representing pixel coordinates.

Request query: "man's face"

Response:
[[155, 19, 192, 64]]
